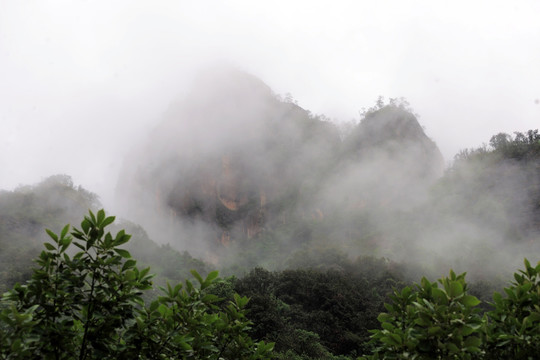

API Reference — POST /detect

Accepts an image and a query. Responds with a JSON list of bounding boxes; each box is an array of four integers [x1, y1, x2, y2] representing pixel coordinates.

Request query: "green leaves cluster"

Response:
[[366, 270, 483, 359], [130, 271, 273, 359], [364, 259, 540, 359], [485, 259, 540, 358], [0, 210, 273, 360]]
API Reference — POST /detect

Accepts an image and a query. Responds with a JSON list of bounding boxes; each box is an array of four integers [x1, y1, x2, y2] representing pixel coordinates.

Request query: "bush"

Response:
[[365, 270, 483, 359], [485, 259, 540, 358], [364, 260, 540, 359], [0, 210, 273, 359]]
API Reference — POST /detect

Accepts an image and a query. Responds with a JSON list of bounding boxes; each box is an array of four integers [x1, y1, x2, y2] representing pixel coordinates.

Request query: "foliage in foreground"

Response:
[[0, 210, 273, 360], [363, 259, 540, 359], [1, 209, 539, 360]]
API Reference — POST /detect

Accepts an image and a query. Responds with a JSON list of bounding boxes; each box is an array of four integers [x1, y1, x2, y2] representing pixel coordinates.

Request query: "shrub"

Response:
[[0, 210, 273, 359], [364, 270, 483, 359], [485, 258, 540, 358]]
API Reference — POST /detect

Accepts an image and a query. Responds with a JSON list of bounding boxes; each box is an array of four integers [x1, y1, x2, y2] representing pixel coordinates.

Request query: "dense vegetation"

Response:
[[0, 71, 539, 358], [363, 259, 540, 359], [0, 175, 209, 294], [232, 260, 405, 358], [441, 129, 540, 244], [0, 210, 273, 359], [1, 211, 539, 358]]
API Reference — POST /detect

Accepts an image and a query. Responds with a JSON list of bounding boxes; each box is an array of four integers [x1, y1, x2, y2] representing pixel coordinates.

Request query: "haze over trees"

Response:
[[1, 69, 539, 358]]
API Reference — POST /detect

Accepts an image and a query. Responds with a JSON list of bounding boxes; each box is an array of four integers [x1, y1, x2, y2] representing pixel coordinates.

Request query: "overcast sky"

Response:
[[1, 0, 539, 208]]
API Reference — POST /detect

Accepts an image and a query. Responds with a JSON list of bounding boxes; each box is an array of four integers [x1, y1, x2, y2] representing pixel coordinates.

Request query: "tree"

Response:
[[363, 260, 540, 359], [489, 133, 512, 151], [485, 259, 540, 358], [364, 270, 483, 359], [0, 210, 273, 359]]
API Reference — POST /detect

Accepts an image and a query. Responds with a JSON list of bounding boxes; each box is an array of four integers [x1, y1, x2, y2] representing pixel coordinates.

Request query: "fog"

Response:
[[105, 65, 538, 284], [1, 1, 539, 208], [1, 1, 540, 284]]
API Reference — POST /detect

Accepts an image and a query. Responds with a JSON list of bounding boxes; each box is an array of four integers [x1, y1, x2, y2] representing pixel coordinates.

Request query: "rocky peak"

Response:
[[346, 104, 444, 179]]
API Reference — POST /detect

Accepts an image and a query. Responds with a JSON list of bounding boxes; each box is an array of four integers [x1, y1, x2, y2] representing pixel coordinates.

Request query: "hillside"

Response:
[[1, 73, 540, 358], [116, 70, 444, 265], [0, 175, 208, 293]]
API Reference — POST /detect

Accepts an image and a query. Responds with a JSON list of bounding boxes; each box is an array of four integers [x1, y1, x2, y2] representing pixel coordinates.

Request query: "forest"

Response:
[[1, 72, 540, 359]]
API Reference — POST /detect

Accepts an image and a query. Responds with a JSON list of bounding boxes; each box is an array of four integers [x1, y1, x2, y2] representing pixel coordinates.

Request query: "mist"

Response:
[[1, 1, 540, 283], [2, 1, 540, 203], [109, 66, 538, 284]]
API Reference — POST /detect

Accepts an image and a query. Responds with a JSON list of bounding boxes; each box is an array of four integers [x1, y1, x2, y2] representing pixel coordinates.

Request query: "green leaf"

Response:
[[381, 336, 400, 347], [114, 249, 131, 258], [157, 304, 168, 316], [101, 216, 115, 227], [493, 291, 503, 305], [234, 294, 249, 308], [428, 326, 441, 335], [179, 341, 193, 351], [504, 287, 517, 300], [125, 270, 136, 281], [446, 342, 460, 354], [190, 270, 204, 285], [448, 281, 463, 298], [388, 333, 402, 346], [89, 210, 97, 224], [378, 313, 391, 323], [461, 295, 481, 307], [60, 237, 72, 253], [465, 346, 481, 353], [81, 219, 90, 234], [524, 258, 531, 271], [185, 279, 193, 293], [44, 242, 56, 251], [60, 224, 70, 239], [46, 229, 58, 242], [139, 267, 150, 280], [122, 259, 137, 272], [464, 336, 481, 348], [420, 277, 431, 291], [205, 270, 219, 283], [202, 294, 220, 303], [173, 283, 183, 297], [97, 209, 105, 225], [520, 282, 532, 293], [149, 300, 159, 312], [461, 325, 476, 336], [114, 230, 131, 246], [431, 287, 448, 305], [525, 312, 540, 324]]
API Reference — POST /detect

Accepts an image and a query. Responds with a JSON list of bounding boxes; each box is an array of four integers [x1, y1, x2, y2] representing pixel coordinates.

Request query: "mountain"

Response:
[[0, 175, 99, 291], [117, 69, 444, 258], [0, 175, 208, 292], [346, 104, 443, 178], [436, 130, 540, 242]]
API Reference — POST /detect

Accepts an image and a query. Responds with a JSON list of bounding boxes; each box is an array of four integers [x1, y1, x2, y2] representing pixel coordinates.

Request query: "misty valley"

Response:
[[1, 70, 540, 359]]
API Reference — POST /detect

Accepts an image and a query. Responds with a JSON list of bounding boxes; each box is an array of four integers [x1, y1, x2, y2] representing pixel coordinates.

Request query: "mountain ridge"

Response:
[[117, 69, 444, 252]]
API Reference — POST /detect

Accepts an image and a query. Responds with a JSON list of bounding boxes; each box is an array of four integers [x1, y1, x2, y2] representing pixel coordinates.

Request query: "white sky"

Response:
[[1, 0, 539, 208]]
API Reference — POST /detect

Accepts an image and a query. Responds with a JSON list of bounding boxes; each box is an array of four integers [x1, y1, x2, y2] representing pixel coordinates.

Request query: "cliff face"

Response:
[[117, 68, 341, 246], [117, 69, 444, 250]]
